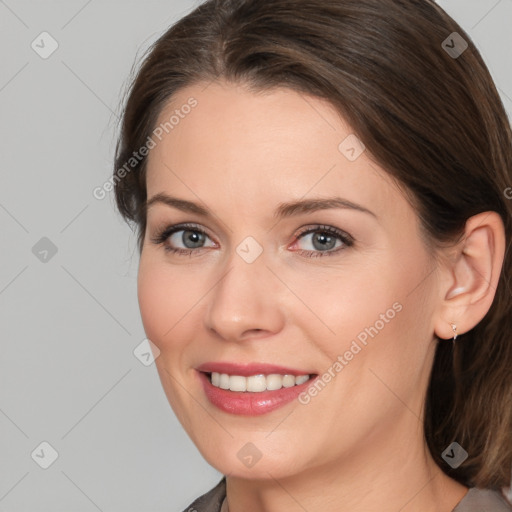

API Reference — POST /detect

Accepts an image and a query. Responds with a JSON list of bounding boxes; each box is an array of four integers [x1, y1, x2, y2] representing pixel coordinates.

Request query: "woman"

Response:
[[113, 0, 512, 510]]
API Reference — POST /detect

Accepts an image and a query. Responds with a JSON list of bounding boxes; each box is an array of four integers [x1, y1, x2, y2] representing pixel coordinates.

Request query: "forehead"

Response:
[[145, 80, 409, 224]]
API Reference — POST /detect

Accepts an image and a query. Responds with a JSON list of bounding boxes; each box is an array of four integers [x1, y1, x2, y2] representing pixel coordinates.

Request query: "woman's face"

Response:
[[138, 80, 444, 479]]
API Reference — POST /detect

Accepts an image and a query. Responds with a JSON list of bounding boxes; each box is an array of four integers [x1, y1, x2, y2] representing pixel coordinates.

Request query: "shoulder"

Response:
[[453, 487, 512, 511], [179, 480, 512, 512], [181, 476, 226, 512]]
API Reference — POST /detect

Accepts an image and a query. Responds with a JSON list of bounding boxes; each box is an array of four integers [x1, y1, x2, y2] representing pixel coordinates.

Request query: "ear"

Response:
[[433, 211, 506, 341]]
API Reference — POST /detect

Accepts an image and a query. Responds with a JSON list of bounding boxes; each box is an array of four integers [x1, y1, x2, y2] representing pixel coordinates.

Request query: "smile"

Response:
[[197, 369, 318, 415], [209, 372, 312, 392]]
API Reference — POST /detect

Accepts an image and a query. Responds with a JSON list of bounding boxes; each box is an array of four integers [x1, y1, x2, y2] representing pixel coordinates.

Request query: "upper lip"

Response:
[[196, 362, 315, 377]]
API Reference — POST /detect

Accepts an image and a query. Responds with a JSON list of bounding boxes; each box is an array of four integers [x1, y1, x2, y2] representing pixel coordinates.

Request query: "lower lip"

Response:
[[197, 371, 318, 416]]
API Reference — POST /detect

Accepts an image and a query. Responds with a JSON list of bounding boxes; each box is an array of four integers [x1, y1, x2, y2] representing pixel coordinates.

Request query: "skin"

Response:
[[137, 80, 505, 512]]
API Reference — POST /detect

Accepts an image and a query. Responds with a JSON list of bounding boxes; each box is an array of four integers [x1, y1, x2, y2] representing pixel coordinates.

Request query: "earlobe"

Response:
[[434, 211, 505, 340]]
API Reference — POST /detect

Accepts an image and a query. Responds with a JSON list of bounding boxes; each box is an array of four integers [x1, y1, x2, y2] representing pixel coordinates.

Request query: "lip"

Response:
[[196, 361, 314, 377], [195, 363, 318, 416]]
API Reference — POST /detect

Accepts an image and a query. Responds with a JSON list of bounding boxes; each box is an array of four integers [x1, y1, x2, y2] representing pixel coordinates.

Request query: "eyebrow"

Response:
[[145, 193, 377, 219]]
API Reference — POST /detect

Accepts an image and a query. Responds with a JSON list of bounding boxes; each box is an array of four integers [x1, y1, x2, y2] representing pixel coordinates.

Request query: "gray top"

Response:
[[182, 477, 512, 512]]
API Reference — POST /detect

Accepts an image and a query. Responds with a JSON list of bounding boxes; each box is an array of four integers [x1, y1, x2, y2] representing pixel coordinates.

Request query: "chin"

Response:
[[196, 440, 306, 481]]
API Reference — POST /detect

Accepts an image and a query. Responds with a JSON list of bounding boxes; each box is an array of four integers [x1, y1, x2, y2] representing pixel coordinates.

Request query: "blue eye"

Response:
[[151, 223, 215, 256], [151, 223, 354, 257], [293, 225, 354, 257]]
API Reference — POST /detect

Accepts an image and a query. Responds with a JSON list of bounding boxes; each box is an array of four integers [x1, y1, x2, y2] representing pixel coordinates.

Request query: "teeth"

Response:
[[209, 372, 312, 392], [295, 375, 309, 385]]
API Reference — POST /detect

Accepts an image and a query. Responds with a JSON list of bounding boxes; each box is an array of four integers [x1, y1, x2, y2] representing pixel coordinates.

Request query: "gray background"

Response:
[[0, 1, 511, 511]]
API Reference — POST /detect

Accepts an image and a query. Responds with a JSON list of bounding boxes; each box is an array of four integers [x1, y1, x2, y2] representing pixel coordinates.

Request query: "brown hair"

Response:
[[113, 0, 512, 490]]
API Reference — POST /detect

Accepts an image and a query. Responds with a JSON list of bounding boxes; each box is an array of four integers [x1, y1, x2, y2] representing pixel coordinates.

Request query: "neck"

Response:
[[223, 425, 468, 512]]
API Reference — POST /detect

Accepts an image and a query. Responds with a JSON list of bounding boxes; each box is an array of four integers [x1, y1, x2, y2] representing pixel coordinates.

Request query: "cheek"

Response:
[[137, 255, 201, 350], [300, 250, 428, 369], [292, 265, 404, 343]]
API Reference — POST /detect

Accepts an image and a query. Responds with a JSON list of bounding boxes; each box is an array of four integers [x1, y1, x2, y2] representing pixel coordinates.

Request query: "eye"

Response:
[[150, 223, 216, 255], [150, 222, 354, 258], [291, 225, 354, 258]]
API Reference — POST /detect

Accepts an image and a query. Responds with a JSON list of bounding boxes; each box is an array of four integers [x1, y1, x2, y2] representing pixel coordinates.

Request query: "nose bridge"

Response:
[[204, 238, 284, 340]]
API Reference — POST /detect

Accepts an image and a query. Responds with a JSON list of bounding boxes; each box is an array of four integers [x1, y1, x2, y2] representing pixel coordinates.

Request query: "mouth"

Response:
[[196, 370, 319, 415], [203, 371, 316, 392]]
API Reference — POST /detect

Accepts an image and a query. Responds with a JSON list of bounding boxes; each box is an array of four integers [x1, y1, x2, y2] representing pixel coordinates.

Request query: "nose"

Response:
[[203, 247, 285, 342]]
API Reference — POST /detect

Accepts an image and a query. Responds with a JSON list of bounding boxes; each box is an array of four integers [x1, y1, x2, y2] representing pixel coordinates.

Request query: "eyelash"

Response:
[[150, 222, 354, 258]]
